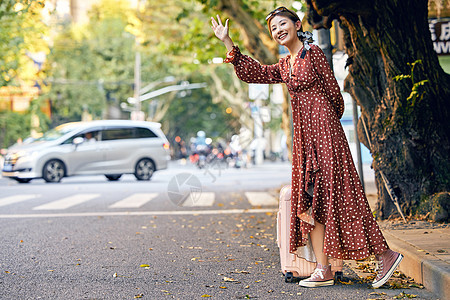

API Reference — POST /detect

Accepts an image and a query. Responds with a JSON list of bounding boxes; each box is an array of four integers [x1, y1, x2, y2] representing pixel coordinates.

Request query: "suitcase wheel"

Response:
[[285, 272, 295, 283], [334, 271, 344, 281]]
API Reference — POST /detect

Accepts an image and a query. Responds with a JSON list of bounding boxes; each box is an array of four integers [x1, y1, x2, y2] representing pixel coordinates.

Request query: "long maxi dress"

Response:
[[224, 44, 389, 260]]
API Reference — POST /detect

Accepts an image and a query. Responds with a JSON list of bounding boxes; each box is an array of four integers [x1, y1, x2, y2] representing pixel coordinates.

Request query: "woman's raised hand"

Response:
[[211, 15, 229, 42]]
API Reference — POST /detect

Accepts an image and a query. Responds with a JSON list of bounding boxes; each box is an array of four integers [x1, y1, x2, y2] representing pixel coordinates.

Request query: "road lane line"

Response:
[[0, 194, 41, 207], [0, 208, 278, 218], [109, 193, 158, 208], [32, 194, 100, 210], [182, 192, 215, 207], [245, 192, 278, 206]]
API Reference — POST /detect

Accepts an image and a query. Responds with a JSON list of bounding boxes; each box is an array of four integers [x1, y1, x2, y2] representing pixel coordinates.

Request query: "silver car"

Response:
[[2, 120, 171, 183]]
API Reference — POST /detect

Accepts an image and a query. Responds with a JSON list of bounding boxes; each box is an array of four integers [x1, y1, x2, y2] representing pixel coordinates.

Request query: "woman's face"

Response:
[[269, 15, 300, 46]]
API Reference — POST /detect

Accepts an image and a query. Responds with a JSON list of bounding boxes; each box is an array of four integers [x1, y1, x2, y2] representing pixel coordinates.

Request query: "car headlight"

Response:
[[13, 151, 37, 161]]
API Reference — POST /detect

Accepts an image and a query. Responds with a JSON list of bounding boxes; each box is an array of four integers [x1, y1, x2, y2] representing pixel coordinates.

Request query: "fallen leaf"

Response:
[[223, 277, 237, 282], [113, 273, 118, 278], [201, 295, 212, 298], [338, 279, 353, 285], [134, 294, 144, 299], [408, 283, 424, 289], [394, 291, 417, 298], [140, 264, 150, 268]]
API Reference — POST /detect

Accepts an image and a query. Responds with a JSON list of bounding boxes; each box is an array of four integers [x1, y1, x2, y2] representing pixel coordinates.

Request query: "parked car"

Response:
[[2, 120, 170, 183]]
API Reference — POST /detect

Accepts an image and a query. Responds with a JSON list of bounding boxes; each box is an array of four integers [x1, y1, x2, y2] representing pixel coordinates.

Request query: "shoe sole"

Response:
[[372, 253, 404, 288], [299, 279, 334, 288]]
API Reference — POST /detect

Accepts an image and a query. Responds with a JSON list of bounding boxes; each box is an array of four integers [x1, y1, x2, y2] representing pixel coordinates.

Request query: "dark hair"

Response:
[[266, 9, 304, 40]]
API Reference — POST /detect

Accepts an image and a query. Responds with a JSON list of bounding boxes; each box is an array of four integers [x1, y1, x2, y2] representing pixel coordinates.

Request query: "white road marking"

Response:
[[0, 208, 278, 218], [182, 192, 215, 207], [32, 194, 100, 210], [245, 192, 278, 206], [0, 194, 41, 208], [109, 193, 158, 208]]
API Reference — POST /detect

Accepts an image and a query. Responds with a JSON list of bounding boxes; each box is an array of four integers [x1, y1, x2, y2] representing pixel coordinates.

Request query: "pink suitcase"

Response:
[[277, 185, 344, 283]]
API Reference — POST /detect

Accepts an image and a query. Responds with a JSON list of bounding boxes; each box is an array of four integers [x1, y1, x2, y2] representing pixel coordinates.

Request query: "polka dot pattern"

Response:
[[226, 45, 389, 260]]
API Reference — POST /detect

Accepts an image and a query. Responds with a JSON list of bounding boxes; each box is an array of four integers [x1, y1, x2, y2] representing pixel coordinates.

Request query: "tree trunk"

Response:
[[308, 0, 450, 219]]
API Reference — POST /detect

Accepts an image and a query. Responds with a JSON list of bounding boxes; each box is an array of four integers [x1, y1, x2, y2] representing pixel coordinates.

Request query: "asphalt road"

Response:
[[0, 161, 438, 299]]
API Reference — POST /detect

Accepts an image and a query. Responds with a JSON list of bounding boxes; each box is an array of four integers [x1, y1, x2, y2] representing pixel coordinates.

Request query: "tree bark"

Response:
[[308, 0, 450, 218]]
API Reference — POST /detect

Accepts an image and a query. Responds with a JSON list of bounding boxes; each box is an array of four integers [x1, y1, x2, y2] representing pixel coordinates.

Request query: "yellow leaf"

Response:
[[219, 286, 227, 289], [201, 295, 212, 298], [338, 279, 353, 285], [223, 277, 237, 282], [134, 294, 144, 298], [140, 264, 150, 268]]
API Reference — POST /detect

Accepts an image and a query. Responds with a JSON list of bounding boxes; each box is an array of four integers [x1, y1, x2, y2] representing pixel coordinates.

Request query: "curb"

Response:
[[383, 230, 450, 300]]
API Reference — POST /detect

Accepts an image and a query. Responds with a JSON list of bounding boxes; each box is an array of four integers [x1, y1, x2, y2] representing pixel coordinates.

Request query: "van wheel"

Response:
[[134, 158, 154, 181], [105, 174, 122, 181], [43, 159, 65, 183]]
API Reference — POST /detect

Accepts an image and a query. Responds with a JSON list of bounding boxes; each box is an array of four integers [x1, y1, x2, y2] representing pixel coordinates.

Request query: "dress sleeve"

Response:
[[310, 45, 344, 119], [224, 46, 283, 84]]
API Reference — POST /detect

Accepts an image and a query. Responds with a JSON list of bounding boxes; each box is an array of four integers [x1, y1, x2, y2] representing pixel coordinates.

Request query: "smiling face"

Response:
[[269, 15, 302, 47]]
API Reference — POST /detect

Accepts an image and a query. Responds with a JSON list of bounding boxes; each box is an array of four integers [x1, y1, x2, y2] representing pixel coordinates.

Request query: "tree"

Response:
[[0, 1, 48, 87], [198, 0, 450, 219]]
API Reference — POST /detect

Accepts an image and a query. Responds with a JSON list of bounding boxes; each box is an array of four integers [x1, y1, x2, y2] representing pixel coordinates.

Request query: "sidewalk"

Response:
[[367, 194, 450, 300]]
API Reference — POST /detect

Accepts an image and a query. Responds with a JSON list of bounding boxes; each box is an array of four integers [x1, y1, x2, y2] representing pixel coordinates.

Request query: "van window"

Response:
[[102, 128, 134, 141], [136, 127, 157, 138], [62, 130, 99, 144], [101, 127, 157, 141]]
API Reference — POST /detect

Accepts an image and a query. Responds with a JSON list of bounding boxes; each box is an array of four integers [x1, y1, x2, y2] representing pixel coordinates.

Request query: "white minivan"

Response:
[[2, 120, 171, 183]]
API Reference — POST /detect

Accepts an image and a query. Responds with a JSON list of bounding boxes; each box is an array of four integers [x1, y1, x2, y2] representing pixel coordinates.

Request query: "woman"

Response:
[[211, 7, 403, 288]]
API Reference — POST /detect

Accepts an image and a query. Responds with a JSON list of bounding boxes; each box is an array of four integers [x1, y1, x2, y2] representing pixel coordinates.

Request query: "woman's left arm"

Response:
[[310, 45, 344, 119]]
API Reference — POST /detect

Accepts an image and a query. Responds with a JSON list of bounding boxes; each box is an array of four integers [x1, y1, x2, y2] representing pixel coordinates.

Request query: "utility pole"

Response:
[[132, 0, 143, 121], [132, 40, 142, 120]]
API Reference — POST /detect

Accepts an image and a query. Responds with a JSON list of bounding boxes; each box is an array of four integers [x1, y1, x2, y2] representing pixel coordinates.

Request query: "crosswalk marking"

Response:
[[0, 194, 41, 208], [245, 192, 278, 206], [0, 192, 279, 212], [32, 194, 100, 210], [109, 193, 158, 208], [182, 192, 215, 207]]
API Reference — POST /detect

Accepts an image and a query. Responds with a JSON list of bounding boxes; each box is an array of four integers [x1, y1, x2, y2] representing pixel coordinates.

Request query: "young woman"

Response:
[[211, 7, 403, 288]]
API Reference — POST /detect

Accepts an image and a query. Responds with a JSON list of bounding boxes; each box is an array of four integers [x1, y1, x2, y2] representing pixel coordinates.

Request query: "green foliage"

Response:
[[45, 0, 138, 122], [393, 60, 429, 108], [0, 111, 31, 148], [160, 75, 239, 143], [0, 0, 48, 86]]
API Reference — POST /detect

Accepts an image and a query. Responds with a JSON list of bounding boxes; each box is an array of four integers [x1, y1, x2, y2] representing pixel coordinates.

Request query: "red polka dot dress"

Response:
[[225, 44, 389, 260]]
